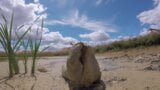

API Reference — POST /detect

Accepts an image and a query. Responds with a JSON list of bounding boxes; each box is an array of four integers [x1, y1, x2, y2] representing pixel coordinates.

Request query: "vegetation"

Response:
[[95, 33, 160, 53], [0, 13, 30, 77], [0, 13, 48, 77], [29, 19, 46, 75], [21, 39, 30, 74], [0, 50, 69, 61]]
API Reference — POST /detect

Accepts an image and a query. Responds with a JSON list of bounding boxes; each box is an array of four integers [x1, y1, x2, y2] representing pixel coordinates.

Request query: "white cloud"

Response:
[[43, 31, 77, 44], [80, 31, 110, 41], [34, 0, 39, 3], [46, 9, 117, 33], [139, 28, 151, 36], [46, 9, 117, 46], [41, 31, 78, 51], [46, 9, 118, 46], [82, 38, 116, 46], [154, 0, 160, 5], [43, 43, 70, 51], [95, 0, 103, 6], [0, 0, 47, 29], [137, 0, 160, 29], [0, 0, 78, 51], [46, 20, 67, 25], [95, 0, 115, 7], [0, 0, 47, 41], [0, 0, 118, 50]]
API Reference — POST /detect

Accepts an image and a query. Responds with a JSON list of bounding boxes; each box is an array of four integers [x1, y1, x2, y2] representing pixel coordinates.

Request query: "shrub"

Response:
[[95, 33, 160, 53]]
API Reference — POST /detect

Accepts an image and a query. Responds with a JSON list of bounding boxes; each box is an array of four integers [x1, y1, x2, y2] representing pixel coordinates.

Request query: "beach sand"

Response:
[[0, 46, 160, 90]]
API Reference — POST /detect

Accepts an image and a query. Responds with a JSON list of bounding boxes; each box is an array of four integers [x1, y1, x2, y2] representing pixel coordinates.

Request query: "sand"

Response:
[[0, 46, 160, 90]]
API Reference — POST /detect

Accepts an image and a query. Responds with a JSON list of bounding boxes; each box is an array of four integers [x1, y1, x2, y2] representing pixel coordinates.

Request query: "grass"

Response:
[[0, 50, 69, 62], [28, 19, 50, 75], [29, 20, 43, 75], [21, 39, 30, 74], [95, 32, 160, 53], [0, 12, 48, 77], [0, 13, 30, 77]]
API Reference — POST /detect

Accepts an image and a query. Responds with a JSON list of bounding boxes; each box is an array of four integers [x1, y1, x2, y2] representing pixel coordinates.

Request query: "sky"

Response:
[[0, 0, 160, 50]]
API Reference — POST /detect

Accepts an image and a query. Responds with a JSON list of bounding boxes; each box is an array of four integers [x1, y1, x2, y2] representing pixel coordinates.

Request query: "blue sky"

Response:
[[0, 0, 160, 50], [34, 0, 153, 40]]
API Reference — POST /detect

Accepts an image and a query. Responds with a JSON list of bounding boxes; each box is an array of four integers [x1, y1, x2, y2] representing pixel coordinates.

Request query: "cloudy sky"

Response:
[[0, 0, 159, 50]]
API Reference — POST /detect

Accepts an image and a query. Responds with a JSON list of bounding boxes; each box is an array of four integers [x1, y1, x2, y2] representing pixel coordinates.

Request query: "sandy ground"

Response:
[[0, 46, 160, 90]]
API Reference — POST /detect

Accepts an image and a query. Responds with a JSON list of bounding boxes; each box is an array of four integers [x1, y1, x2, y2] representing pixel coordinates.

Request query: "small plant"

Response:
[[29, 19, 49, 76], [0, 13, 30, 77], [21, 39, 30, 74], [0, 12, 49, 77]]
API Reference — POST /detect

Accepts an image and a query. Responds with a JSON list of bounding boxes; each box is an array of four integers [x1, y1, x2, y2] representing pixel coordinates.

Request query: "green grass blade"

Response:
[[13, 26, 31, 51], [9, 12, 14, 41]]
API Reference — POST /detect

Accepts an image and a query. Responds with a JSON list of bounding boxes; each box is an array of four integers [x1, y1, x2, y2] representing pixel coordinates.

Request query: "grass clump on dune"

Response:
[[0, 13, 30, 77], [0, 12, 48, 77], [29, 19, 49, 75], [95, 32, 160, 53]]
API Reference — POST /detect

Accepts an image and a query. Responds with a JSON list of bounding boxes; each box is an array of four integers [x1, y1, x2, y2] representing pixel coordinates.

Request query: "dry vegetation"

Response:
[[95, 32, 160, 53]]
